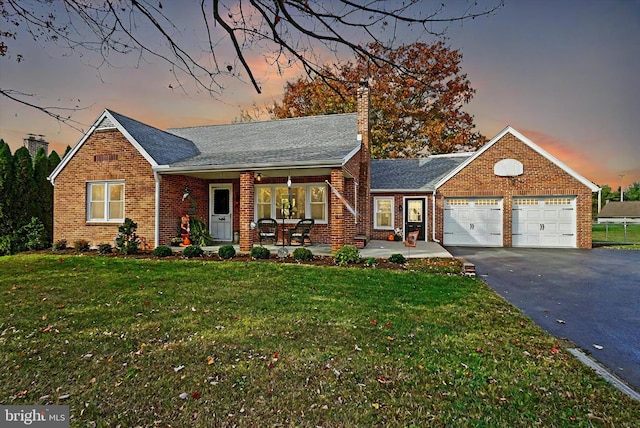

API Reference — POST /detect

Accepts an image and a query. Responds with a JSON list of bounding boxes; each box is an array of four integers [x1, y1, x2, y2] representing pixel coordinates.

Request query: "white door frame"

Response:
[[209, 184, 233, 242]]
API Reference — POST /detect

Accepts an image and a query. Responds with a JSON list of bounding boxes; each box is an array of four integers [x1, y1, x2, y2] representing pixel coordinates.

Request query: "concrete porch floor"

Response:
[[194, 240, 452, 259]]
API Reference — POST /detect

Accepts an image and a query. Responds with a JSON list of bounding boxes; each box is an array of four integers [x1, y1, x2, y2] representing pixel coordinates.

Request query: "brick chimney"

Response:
[[356, 80, 372, 241]]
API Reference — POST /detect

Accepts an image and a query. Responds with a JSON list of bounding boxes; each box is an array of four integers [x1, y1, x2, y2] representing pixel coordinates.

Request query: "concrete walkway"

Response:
[[198, 240, 452, 258]]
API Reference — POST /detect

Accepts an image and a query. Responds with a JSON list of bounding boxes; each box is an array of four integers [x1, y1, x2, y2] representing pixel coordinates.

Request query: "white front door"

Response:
[[210, 185, 233, 242], [512, 196, 576, 247], [443, 198, 503, 246]]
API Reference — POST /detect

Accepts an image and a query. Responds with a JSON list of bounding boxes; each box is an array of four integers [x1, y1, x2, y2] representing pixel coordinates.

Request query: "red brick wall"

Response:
[[158, 175, 210, 245], [239, 171, 255, 251], [53, 129, 156, 248], [436, 133, 594, 248], [370, 193, 433, 241]]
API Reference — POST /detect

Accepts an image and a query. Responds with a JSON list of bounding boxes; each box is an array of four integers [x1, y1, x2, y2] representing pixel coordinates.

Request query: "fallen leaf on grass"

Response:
[[191, 391, 201, 399], [206, 356, 214, 365], [174, 365, 185, 372], [550, 345, 561, 354], [179, 392, 188, 400]]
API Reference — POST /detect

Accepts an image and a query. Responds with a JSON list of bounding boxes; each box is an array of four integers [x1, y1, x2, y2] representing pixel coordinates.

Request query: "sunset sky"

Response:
[[1, 0, 638, 189]]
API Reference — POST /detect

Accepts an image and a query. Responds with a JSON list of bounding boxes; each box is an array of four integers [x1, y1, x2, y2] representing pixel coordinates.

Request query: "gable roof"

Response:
[[49, 109, 199, 183], [107, 110, 199, 165], [598, 201, 640, 218], [434, 126, 600, 192], [163, 113, 359, 171], [371, 154, 472, 192]]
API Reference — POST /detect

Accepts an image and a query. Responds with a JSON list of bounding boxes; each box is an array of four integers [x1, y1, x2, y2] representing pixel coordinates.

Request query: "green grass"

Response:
[[593, 223, 640, 245], [1, 254, 638, 427]]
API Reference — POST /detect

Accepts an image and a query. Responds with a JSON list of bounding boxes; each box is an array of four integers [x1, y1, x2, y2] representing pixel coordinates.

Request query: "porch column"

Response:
[[239, 171, 255, 252], [330, 168, 345, 253]]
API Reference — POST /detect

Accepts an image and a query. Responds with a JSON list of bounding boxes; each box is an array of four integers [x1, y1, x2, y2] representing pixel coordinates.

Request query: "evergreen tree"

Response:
[[0, 140, 17, 236], [13, 146, 37, 229], [33, 147, 53, 244]]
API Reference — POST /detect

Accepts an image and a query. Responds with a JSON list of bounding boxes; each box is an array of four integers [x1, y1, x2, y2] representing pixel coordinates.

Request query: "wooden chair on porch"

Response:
[[257, 218, 278, 245], [288, 218, 315, 246]]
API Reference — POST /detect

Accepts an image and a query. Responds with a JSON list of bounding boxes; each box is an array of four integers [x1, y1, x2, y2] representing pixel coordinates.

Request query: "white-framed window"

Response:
[[374, 197, 394, 229], [87, 181, 124, 222], [255, 183, 327, 223]]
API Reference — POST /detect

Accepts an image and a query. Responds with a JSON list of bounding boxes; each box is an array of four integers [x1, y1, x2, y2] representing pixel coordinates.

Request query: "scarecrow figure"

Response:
[[180, 214, 191, 246]]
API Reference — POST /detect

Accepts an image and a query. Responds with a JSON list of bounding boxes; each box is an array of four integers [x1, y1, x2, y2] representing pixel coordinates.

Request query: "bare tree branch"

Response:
[[1, 0, 504, 124]]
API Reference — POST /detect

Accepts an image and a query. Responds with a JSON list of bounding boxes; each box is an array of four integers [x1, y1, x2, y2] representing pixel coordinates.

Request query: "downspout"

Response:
[[154, 171, 160, 249], [432, 192, 440, 243], [597, 188, 602, 214]]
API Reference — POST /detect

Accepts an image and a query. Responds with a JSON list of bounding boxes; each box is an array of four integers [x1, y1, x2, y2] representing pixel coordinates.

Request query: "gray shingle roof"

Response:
[[166, 113, 359, 168], [598, 201, 640, 218], [371, 155, 472, 191], [107, 110, 199, 165]]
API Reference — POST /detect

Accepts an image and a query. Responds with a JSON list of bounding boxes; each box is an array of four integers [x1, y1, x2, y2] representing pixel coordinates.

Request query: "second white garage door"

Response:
[[444, 198, 503, 246], [512, 197, 576, 247]]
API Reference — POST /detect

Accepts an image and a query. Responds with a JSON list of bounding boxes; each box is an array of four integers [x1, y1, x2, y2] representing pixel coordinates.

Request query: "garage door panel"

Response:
[[512, 197, 576, 248], [444, 198, 503, 246]]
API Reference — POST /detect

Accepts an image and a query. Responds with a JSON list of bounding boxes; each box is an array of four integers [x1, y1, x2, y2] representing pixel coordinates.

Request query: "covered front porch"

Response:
[[158, 165, 367, 253]]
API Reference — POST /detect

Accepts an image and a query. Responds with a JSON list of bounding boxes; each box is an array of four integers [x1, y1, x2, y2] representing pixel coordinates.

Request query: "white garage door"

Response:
[[444, 198, 503, 246], [512, 197, 576, 247]]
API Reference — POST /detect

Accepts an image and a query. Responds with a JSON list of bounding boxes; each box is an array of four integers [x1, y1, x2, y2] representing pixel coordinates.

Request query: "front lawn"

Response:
[[1, 254, 637, 426]]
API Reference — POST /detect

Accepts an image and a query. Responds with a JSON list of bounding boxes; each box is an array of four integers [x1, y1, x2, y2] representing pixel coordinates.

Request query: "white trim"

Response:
[[373, 196, 394, 230], [86, 180, 125, 223], [48, 109, 158, 184], [342, 144, 361, 166], [209, 183, 234, 242], [434, 126, 600, 192]]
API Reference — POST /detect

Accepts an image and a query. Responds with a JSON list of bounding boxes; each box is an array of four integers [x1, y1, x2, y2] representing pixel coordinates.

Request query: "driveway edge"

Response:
[[567, 348, 640, 401]]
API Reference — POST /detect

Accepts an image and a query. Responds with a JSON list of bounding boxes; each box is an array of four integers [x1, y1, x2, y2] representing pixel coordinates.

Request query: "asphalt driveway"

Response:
[[447, 247, 640, 393]]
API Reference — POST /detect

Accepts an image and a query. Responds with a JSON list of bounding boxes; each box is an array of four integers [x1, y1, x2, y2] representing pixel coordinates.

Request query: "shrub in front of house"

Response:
[[250, 246, 271, 260], [364, 257, 378, 266], [293, 247, 313, 262], [189, 218, 215, 246], [98, 243, 113, 255], [115, 218, 140, 255], [74, 239, 90, 252], [152, 245, 174, 258], [217, 245, 236, 259], [334, 245, 361, 266], [52, 239, 67, 251], [389, 253, 406, 264], [182, 245, 204, 258]]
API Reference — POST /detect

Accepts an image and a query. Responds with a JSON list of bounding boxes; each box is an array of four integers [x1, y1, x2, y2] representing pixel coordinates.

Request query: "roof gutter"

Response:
[[153, 159, 346, 174], [370, 188, 435, 193]]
